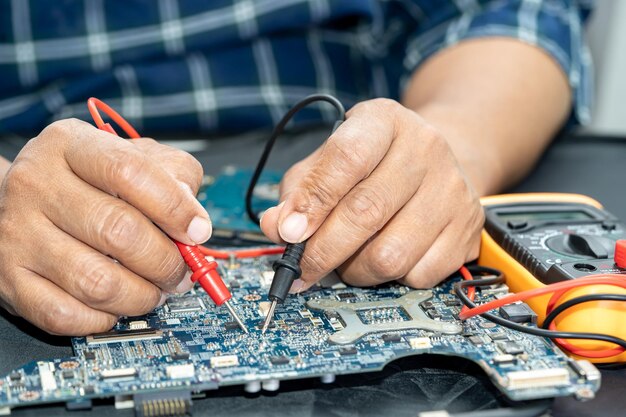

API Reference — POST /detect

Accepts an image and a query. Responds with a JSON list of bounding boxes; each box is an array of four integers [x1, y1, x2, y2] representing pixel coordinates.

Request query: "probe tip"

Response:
[[261, 300, 277, 335], [224, 300, 249, 334]]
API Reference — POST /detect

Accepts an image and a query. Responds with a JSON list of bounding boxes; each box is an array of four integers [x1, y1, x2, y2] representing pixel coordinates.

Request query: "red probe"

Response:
[[87, 97, 248, 333]]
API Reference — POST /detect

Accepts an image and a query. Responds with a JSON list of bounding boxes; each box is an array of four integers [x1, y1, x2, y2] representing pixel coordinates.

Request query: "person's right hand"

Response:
[[0, 119, 211, 335]]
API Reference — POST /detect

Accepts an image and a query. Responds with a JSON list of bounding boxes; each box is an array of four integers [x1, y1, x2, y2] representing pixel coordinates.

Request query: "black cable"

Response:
[[248, 94, 346, 332], [245, 94, 346, 225], [464, 265, 505, 279], [542, 293, 626, 331], [453, 274, 626, 350]]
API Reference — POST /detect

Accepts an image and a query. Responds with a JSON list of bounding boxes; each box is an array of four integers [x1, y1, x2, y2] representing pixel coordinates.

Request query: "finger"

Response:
[[260, 202, 285, 244], [260, 152, 319, 241], [338, 179, 453, 286], [274, 100, 397, 243], [277, 147, 324, 201], [60, 120, 211, 245], [29, 220, 163, 316], [296, 132, 424, 285], [132, 138, 204, 195], [397, 225, 480, 289], [10, 267, 118, 336], [44, 169, 187, 292]]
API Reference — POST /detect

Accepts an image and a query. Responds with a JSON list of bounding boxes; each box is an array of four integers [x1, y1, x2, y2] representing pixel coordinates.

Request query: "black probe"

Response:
[[261, 242, 305, 333], [243, 94, 345, 334]]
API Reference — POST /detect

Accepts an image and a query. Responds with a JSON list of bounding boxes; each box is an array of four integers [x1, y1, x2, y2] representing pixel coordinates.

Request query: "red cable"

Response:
[[458, 270, 626, 359], [459, 266, 475, 314], [87, 97, 232, 306], [87, 98, 140, 138], [459, 275, 626, 320]]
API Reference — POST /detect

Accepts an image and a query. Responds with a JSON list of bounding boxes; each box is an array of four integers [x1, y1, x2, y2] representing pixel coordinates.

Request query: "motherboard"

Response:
[[0, 253, 600, 416], [0, 167, 603, 415], [197, 167, 282, 244]]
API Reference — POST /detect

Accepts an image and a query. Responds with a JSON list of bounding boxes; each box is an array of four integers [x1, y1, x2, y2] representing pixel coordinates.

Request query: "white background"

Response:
[[586, 0, 626, 135]]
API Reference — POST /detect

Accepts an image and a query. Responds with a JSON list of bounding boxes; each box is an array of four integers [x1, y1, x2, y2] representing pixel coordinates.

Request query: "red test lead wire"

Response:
[[458, 270, 626, 359], [87, 97, 248, 333]]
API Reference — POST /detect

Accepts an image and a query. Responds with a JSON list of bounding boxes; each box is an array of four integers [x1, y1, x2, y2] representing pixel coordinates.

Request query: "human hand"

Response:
[[0, 119, 210, 335], [260, 99, 484, 291]]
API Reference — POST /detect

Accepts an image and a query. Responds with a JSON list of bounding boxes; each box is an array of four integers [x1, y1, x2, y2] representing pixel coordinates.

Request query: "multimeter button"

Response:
[[601, 221, 617, 231], [614, 240, 626, 268], [506, 220, 528, 230]]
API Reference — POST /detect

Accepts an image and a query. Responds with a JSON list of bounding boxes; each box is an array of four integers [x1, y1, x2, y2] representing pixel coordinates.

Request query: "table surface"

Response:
[[1, 130, 625, 416]]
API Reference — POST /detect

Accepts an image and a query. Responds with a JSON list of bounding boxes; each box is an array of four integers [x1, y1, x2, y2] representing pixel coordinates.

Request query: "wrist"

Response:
[[0, 157, 11, 182], [411, 102, 504, 196]]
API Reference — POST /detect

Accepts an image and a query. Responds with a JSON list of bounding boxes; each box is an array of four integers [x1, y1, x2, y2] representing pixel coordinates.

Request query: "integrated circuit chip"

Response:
[[224, 321, 241, 331], [489, 331, 508, 341], [269, 356, 290, 365], [171, 352, 190, 361], [498, 341, 525, 356], [336, 292, 356, 301], [382, 334, 402, 343], [468, 336, 484, 345], [339, 347, 358, 356]]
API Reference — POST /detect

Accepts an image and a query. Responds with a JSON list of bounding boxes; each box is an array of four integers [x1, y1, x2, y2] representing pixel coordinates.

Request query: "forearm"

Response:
[[0, 156, 10, 181], [402, 38, 571, 196]]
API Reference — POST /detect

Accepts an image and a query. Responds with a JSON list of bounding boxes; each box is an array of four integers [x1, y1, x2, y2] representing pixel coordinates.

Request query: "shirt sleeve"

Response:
[[401, 0, 593, 126]]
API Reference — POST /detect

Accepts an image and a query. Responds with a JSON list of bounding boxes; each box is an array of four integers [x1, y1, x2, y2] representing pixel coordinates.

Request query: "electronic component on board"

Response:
[[0, 251, 602, 414]]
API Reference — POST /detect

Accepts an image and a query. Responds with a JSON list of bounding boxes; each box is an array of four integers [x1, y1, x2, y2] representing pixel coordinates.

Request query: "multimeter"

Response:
[[478, 193, 626, 363]]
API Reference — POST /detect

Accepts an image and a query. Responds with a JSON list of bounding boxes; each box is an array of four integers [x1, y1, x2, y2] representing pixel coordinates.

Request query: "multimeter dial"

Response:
[[484, 203, 626, 284], [545, 233, 615, 259]]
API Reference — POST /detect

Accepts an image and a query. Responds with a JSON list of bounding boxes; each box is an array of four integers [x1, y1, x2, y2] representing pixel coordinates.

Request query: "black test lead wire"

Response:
[[243, 94, 346, 334]]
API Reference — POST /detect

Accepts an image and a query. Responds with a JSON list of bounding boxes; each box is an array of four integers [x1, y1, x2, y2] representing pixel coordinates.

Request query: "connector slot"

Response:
[[86, 328, 163, 345]]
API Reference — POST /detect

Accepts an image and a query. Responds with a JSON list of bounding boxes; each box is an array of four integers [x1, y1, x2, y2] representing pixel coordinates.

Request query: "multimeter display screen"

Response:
[[496, 211, 593, 223]]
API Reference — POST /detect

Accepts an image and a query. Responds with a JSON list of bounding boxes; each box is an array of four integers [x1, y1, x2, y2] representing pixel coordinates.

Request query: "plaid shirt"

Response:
[[0, 0, 592, 136]]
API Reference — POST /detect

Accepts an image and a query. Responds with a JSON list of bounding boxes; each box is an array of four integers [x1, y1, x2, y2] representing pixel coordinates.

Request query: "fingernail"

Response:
[[279, 212, 308, 243], [259, 208, 271, 225], [175, 274, 195, 294], [260, 201, 286, 225], [158, 292, 168, 307], [289, 279, 305, 294], [187, 216, 212, 244]]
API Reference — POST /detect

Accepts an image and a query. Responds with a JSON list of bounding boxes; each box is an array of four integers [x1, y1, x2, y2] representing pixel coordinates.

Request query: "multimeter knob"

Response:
[[546, 233, 615, 259]]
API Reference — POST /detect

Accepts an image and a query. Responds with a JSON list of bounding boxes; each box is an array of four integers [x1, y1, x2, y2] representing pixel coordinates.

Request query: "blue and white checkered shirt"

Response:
[[0, 0, 592, 136]]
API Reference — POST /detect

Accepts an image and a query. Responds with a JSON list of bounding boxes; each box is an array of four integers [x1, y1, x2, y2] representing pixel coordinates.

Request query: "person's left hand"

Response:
[[260, 98, 484, 292]]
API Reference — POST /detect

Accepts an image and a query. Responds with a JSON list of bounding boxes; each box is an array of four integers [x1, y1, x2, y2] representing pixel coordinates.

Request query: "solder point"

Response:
[[224, 300, 249, 334]]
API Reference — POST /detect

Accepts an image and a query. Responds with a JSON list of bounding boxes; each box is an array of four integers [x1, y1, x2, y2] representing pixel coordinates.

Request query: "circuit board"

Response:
[[0, 253, 601, 416], [197, 166, 282, 243]]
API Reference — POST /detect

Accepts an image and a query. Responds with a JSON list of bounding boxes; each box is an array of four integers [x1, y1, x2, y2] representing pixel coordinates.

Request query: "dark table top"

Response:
[[1, 130, 625, 416]]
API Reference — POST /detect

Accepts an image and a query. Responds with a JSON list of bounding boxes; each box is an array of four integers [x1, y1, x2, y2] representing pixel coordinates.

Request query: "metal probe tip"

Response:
[[224, 300, 249, 334], [261, 300, 277, 335]]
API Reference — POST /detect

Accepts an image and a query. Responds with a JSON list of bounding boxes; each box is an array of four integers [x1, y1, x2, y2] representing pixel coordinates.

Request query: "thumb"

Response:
[[259, 151, 320, 243]]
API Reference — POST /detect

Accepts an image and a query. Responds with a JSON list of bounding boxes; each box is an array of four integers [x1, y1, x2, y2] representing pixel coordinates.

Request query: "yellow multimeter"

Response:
[[478, 193, 626, 363]]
